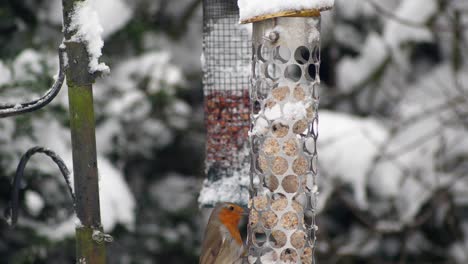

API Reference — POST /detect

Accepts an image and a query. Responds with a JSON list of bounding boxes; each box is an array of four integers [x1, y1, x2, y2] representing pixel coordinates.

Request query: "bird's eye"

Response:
[[228, 205, 235, 211]]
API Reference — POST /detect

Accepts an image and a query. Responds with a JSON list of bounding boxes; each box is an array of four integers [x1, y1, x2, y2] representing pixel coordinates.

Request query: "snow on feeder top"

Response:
[[238, 1, 333, 263], [238, 0, 334, 24], [198, 0, 252, 207]]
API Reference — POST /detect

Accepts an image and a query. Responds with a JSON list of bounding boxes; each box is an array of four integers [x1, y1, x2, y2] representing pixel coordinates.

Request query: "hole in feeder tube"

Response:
[[280, 211, 299, 230], [264, 174, 279, 192], [266, 63, 281, 80], [283, 138, 298, 156], [264, 138, 280, 156], [253, 100, 261, 115], [271, 122, 289, 138], [261, 211, 278, 229], [291, 230, 307, 249], [272, 156, 288, 175], [284, 64, 302, 82], [280, 248, 299, 262], [293, 85, 306, 101], [311, 46, 320, 63], [254, 231, 267, 247], [258, 44, 271, 62], [306, 63, 317, 81], [269, 230, 287, 248], [282, 175, 299, 193], [294, 46, 310, 64], [274, 46, 291, 64], [302, 247, 313, 264], [271, 193, 288, 211], [272, 86, 290, 101], [293, 156, 309, 175], [260, 250, 278, 263]]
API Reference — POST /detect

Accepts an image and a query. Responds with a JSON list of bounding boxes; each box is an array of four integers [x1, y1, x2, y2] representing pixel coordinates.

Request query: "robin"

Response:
[[200, 202, 246, 264]]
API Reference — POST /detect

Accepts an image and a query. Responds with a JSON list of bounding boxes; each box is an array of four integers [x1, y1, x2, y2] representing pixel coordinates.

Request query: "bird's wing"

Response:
[[199, 225, 224, 264]]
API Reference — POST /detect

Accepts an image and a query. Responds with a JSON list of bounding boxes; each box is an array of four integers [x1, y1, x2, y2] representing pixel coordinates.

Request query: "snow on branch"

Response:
[[68, 0, 110, 75]]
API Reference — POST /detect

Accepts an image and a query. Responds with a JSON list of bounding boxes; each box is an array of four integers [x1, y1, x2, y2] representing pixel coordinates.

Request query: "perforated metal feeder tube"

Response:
[[244, 10, 328, 264]]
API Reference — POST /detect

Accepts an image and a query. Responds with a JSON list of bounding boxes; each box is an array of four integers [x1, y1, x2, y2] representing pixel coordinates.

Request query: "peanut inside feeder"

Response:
[[246, 14, 324, 264]]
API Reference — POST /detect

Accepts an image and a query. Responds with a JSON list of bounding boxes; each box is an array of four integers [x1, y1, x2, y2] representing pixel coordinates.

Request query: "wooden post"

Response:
[[62, 0, 106, 263]]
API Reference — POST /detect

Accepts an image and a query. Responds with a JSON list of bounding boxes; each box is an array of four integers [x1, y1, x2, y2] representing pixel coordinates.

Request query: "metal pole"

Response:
[[62, 0, 106, 263]]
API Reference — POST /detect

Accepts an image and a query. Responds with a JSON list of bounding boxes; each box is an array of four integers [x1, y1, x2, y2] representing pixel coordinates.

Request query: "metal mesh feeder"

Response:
[[240, 1, 334, 262], [199, 0, 252, 207]]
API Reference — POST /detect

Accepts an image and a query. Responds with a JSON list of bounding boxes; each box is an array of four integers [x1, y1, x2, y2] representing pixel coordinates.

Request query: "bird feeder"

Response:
[[239, 1, 334, 263], [199, 0, 252, 207]]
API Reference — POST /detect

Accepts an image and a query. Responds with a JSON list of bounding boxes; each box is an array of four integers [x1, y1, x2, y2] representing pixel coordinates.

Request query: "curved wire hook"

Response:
[[0, 45, 67, 118], [5, 146, 75, 227]]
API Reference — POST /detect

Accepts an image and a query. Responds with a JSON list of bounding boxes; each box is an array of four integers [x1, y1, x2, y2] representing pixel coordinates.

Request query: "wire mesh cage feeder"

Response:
[[199, 0, 252, 207], [240, 1, 334, 263]]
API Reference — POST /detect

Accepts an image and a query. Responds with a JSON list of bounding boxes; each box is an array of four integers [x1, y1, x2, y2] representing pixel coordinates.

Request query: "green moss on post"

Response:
[[62, 0, 107, 263], [76, 227, 106, 263]]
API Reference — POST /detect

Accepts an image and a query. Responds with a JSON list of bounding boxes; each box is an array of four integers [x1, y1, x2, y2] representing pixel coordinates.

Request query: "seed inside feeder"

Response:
[[272, 122, 289, 138], [293, 86, 306, 101], [264, 138, 280, 156], [282, 175, 299, 193], [293, 157, 308, 175], [265, 99, 276, 109], [272, 86, 290, 101], [293, 119, 308, 134], [258, 155, 268, 173], [280, 211, 299, 230], [270, 230, 287, 248], [261, 211, 278, 229], [283, 138, 298, 156], [272, 156, 288, 175], [253, 195, 268, 210], [249, 209, 259, 226], [264, 174, 279, 191], [306, 104, 314, 119], [301, 247, 313, 264], [291, 230, 306, 249], [271, 193, 288, 211], [280, 248, 298, 263]]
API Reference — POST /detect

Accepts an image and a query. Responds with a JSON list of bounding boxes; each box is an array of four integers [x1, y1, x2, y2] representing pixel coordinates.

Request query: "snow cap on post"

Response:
[[238, 0, 334, 23]]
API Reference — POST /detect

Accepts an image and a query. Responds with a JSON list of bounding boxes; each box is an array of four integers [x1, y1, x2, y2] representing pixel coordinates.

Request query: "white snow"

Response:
[[283, 101, 307, 120], [2, 118, 136, 240], [316, 110, 398, 209], [238, 0, 334, 22], [25, 191, 45, 217], [69, 0, 110, 74], [91, 0, 133, 38], [0, 61, 12, 85], [252, 117, 269, 136], [383, 0, 437, 62], [110, 51, 184, 95], [337, 33, 389, 92], [198, 162, 250, 206], [12, 49, 43, 80], [264, 104, 282, 120], [42, 0, 132, 38], [150, 173, 198, 212]]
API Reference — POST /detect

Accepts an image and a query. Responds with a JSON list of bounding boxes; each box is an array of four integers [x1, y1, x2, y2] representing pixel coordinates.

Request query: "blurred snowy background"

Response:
[[0, 0, 468, 263]]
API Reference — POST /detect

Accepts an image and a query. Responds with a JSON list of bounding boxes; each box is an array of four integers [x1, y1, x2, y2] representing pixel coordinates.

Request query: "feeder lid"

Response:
[[238, 0, 334, 24]]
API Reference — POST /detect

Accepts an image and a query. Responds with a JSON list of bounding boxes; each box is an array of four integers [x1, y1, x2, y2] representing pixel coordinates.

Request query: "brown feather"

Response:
[[199, 203, 244, 264]]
